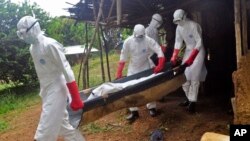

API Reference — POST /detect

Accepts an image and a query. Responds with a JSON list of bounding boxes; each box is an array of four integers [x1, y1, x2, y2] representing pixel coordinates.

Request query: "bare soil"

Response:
[[233, 53, 250, 124], [0, 89, 233, 141]]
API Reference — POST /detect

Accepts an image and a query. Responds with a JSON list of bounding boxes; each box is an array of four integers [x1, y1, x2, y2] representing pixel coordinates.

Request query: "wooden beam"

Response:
[[234, 0, 242, 69], [81, 0, 105, 86], [247, 0, 250, 9], [107, 0, 115, 21], [242, 0, 248, 55], [116, 0, 122, 25]]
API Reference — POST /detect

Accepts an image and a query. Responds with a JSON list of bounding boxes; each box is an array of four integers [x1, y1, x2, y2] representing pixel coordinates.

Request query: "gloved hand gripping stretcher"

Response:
[[67, 62, 186, 128]]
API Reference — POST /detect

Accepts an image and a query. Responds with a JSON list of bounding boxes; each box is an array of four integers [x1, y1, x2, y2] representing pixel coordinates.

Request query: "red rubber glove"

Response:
[[160, 45, 167, 53], [170, 49, 180, 66], [115, 61, 125, 79], [66, 81, 84, 111], [153, 57, 166, 73], [185, 49, 199, 66]]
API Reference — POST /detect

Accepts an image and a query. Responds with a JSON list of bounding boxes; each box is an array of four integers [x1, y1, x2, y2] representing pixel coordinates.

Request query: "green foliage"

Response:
[[0, 0, 50, 86], [82, 123, 113, 133], [121, 28, 133, 40], [72, 51, 121, 89], [0, 120, 8, 132], [46, 18, 94, 46], [0, 86, 39, 133], [0, 88, 39, 115]]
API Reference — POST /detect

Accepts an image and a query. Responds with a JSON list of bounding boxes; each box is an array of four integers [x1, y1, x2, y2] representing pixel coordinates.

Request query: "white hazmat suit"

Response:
[[145, 13, 163, 44], [144, 13, 164, 113], [116, 24, 165, 119], [171, 9, 207, 111], [17, 16, 85, 141]]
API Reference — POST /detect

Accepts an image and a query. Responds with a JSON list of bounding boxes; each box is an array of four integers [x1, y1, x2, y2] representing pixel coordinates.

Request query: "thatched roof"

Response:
[[67, 0, 199, 28]]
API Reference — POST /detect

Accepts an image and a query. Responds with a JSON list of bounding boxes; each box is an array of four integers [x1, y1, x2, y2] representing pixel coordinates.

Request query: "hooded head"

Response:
[[17, 16, 42, 44], [133, 24, 145, 39], [173, 9, 187, 26], [150, 13, 163, 28]]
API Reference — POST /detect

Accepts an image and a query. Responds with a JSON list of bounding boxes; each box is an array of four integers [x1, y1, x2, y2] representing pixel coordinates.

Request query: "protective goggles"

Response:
[[134, 34, 144, 38], [17, 21, 38, 38]]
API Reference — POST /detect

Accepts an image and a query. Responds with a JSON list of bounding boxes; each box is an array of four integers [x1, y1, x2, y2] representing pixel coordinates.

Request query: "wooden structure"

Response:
[[67, 0, 250, 124], [80, 70, 185, 125]]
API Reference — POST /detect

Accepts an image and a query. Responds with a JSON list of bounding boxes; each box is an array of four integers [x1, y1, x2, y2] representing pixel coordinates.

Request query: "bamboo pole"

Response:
[[81, 0, 104, 88], [93, 0, 106, 82], [107, 0, 115, 21], [234, 0, 242, 68], [97, 26, 106, 82], [241, 0, 248, 55], [116, 0, 122, 25], [78, 23, 89, 89], [86, 24, 90, 88], [100, 26, 111, 81]]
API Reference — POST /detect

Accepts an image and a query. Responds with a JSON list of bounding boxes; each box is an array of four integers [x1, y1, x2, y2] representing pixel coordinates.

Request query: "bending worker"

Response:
[[146, 13, 167, 64], [170, 9, 207, 113], [116, 24, 165, 123], [17, 16, 85, 141]]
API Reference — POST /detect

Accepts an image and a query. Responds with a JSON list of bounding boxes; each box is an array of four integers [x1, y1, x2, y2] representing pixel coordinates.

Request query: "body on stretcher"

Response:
[[87, 73, 163, 100]]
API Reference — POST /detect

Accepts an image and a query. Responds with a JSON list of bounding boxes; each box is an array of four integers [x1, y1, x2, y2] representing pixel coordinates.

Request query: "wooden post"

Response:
[[100, 26, 111, 82], [241, 0, 248, 55], [97, 27, 106, 82], [116, 0, 122, 25], [234, 0, 242, 68], [78, 23, 89, 89], [81, 0, 104, 88]]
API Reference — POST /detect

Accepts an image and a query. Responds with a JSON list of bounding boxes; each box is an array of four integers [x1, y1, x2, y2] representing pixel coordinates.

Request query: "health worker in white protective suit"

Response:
[[170, 9, 207, 113], [116, 24, 165, 123], [146, 13, 163, 44], [145, 13, 165, 116], [16, 16, 85, 141], [146, 13, 167, 64]]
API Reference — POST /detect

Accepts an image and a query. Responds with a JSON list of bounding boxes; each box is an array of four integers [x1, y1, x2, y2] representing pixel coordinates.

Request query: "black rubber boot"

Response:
[[149, 108, 157, 117], [126, 111, 139, 123], [179, 99, 190, 107], [187, 102, 196, 114]]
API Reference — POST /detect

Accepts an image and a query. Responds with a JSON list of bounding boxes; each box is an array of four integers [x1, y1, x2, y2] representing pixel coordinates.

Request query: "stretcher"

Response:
[[67, 62, 186, 128]]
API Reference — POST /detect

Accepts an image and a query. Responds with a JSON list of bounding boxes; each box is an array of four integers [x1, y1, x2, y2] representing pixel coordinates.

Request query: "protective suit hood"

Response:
[[17, 16, 42, 44], [149, 13, 163, 28], [173, 9, 187, 25], [133, 24, 145, 38]]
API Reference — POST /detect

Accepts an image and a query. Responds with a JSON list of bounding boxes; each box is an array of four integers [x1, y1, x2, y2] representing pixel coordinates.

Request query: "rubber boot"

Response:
[[126, 111, 139, 123], [187, 102, 196, 114], [179, 99, 189, 107], [149, 108, 157, 117]]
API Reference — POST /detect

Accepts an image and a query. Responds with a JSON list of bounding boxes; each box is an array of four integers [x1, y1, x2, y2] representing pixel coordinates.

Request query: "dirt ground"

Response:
[[0, 89, 233, 141]]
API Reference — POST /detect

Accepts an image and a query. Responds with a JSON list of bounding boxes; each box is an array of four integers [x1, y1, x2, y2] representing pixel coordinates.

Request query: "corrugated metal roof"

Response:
[[64, 45, 98, 55]]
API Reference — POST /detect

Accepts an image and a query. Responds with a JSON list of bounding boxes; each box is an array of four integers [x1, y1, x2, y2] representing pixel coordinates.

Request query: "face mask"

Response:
[[176, 20, 185, 26], [134, 35, 144, 42], [17, 21, 38, 44], [17, 28, 36, 44]]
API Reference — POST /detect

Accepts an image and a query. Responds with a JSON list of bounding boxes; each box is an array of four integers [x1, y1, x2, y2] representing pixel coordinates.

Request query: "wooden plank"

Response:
[[116, 0, 122, 25], [241, 0, 248, 55], [234, 0, 242, 68]]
